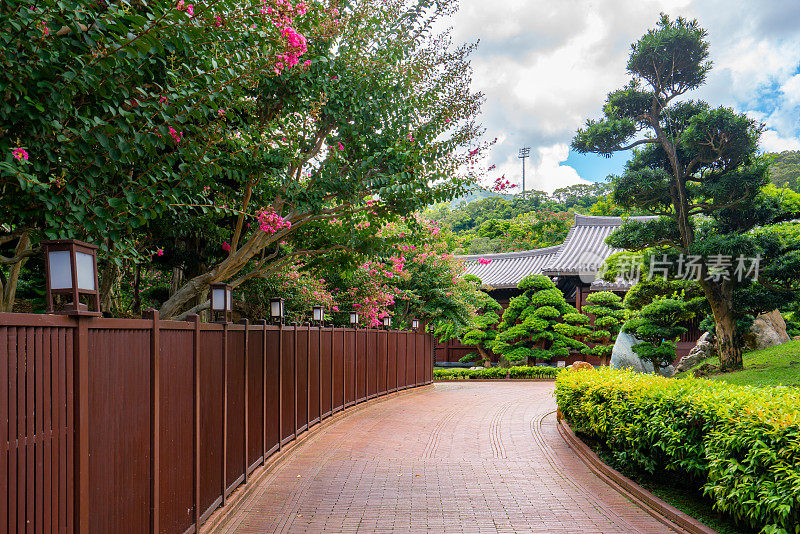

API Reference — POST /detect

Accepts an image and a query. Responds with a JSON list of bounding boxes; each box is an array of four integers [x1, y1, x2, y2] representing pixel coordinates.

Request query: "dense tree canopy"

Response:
[[572, 14, 800, 369], [1, 0, 488, 323]]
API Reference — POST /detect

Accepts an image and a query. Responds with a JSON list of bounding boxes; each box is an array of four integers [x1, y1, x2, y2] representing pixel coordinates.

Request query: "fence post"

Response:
[[293, 324, 298, 438], [318, 325, 323, 421], [73, 315, 90, 532], [259, 319, 267, 464], [144, 309, 160, 534], [278, 322, 283, 451], [221, 321, 228, 504], [188, 314, 201, 530], [240, 319, 249, 483]]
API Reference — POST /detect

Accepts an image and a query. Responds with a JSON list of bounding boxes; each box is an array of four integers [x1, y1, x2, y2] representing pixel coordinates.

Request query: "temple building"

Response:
[[436, 214, 701, 364]]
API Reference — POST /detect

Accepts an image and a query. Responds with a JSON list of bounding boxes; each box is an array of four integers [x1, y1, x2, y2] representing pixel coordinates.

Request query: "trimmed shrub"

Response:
[[555, 368, 800, 533], [433, 366, 560, 380], [508, 366, 560, 379]]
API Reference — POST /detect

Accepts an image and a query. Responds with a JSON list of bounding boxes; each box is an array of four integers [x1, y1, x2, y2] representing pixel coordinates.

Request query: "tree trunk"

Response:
[[0, 232, 31, 312], [98, 260, 121, 314], [133, 263, 142, 315], [702, 281, 743, 371], [477, 346, 491, 368]]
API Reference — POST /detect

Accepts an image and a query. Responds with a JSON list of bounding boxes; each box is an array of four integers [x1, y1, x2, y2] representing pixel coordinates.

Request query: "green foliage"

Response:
[[583, 291, 624, 361], [767, 151, 800, 191], [623, 297, 693, 370], [492, 275, 589, 365], [572, 13, 800, 370], [423, 181, 619, 255], [556, 369, 800, 533], [432, 366, 560, 380], [458, 352, 480, 364]]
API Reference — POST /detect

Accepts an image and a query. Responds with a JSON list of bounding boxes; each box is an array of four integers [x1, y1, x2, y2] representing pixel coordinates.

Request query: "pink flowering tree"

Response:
[[0, 0, 333, 311], [152, 0, 486, 319]]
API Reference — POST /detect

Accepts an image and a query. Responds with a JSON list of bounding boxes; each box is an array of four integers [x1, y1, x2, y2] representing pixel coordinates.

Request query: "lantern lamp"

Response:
[[349, 311, 359, 326], [270, 298, 285, 324], [210, 282, 233, 323], [312, 305, 324, 324], [382, 316, 391, 329], [412, 318, 420, 330], [42, 239, 101, 316]]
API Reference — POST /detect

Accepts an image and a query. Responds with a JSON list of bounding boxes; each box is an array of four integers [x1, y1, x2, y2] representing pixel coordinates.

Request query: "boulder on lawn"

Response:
[[674, 332, 715, 374], [570, 361, 594, 371], [743, 310, 790, 350], [610, 331, 674, 377]]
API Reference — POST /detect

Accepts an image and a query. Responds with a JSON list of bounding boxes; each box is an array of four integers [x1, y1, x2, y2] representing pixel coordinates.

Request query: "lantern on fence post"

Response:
[[312, 305, 324, 325], [270, 297, 284, 325], [349, 310, 359, 328], [412, 318, 420, 331], [42, 239, 102, 316], [381, 316, 391, 330], [210, 282, 233, 323]]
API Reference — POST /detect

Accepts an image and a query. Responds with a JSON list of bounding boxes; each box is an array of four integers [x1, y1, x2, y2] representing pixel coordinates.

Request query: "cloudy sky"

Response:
[[448, 0, 800, 193]]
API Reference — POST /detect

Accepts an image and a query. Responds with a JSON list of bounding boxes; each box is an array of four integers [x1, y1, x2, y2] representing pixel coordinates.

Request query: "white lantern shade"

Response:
[[48, 250, 73, 290], [313, 306, 324, 322], [226, 288, 232, 310], [349, 311, 359, 324], [382, 316, 391, 327], [211, 287, 227, 311], [412, 319, 420, 329], [270, 298, 284, 318], [75, 251, 96, 291]]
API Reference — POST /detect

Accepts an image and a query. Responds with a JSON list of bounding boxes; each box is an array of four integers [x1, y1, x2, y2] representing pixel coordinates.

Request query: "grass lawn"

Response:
[[680, 339, 800, 387]]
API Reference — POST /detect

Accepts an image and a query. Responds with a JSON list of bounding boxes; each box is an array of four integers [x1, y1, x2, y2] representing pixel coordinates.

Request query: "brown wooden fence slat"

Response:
[[1, 327, 7, 534], [0, 313, 435, 534]]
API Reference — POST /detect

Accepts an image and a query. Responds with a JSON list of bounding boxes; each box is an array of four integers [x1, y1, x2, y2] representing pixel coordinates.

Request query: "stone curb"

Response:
[[557, 417, 717, 534], [201, 384, 435, 533]]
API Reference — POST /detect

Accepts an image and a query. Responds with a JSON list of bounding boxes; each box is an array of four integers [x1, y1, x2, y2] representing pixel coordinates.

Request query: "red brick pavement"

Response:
[[204, 383, 677, 533]]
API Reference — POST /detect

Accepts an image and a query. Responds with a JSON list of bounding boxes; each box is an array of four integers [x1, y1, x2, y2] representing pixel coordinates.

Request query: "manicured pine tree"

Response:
[[492, 275, 590, 366], [459, 276, 503, 367], [582, 291, 624, 366]]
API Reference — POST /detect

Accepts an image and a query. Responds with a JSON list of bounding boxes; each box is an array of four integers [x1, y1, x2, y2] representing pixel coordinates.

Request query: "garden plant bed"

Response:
[[558, 418, 753, 534], [556, 368, 800, 533], [433, 366, 560, 380]]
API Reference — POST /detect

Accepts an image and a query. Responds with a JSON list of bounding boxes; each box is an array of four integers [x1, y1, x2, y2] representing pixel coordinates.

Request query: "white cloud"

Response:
[[450, 0, 800, 185], [760, 129, 800, 153]]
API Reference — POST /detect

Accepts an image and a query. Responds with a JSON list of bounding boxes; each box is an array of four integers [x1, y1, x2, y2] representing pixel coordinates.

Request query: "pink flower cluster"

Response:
[[257, 209, 292, 235], [12, 148, 28, 161], [478, 258, 492, 265], [492, 175, 517, 192], [221, 241, 231, 252], [168, 126, 183, 143], [176, 0, 193, 17]]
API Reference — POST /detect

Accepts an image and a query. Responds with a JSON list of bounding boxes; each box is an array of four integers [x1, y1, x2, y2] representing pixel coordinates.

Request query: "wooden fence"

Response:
[[0, 311, 433, 534]]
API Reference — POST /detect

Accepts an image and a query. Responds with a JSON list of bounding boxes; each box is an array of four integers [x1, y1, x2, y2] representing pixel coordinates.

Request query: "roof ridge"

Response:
[[456, 245, 562, 261], [574, 213, 659, 227]]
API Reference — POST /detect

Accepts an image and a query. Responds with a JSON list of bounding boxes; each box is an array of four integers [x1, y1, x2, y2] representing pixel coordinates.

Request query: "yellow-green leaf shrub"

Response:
[[555, 368, 800, 533]]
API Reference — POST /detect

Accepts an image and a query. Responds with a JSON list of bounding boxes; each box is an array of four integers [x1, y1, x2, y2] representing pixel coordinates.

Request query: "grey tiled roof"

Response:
[[457, 246, 562, 289], [542, 214, 658, 276]]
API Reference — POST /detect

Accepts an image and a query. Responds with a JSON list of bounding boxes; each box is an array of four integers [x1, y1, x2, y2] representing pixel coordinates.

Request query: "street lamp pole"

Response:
[[518, 146, 530, 193]]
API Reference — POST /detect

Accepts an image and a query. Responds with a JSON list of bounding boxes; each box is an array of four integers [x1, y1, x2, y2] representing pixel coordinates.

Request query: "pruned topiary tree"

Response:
[[582, 291, 625, 366], [491, 275, 590, 366], [622, 297, 695, 372], [460, 278, 503, 367]]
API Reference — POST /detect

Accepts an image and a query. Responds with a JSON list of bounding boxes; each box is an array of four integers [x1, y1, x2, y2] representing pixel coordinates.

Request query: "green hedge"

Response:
[[433, 366, 560, 380], [555, 368, 800, 534]]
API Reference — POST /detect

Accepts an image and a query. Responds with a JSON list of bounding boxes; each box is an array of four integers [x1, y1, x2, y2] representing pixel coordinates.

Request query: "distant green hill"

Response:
[[449, 187, 513, 208], [768, 150, 800, 191]]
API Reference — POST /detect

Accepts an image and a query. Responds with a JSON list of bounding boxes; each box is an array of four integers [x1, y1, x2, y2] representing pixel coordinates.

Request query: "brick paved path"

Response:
[[205, 382, 675, 533]]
